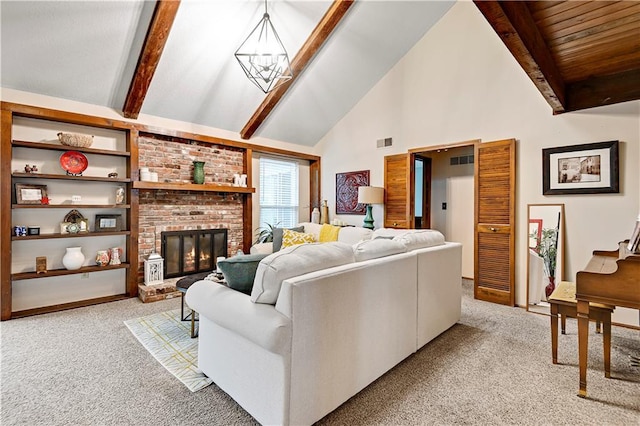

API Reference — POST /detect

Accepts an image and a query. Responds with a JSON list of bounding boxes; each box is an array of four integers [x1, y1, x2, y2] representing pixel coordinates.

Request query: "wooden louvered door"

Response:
[[474, 139, 516, 306], [384, 153, 414, 229]]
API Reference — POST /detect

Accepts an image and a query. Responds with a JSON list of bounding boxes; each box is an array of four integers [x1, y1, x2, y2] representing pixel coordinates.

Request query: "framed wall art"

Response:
[[336, 170, 369, 214], [542, 140, 619, 195], [14, 183, 48, 205]]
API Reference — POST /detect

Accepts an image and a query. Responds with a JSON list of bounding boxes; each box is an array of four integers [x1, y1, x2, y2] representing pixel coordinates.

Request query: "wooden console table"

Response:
[[575, 242, 640, 397]]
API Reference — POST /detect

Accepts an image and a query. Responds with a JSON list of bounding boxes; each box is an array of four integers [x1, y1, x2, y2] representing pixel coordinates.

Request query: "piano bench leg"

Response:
[[551, 303, 560, 364], [561, 314, 567, 335]]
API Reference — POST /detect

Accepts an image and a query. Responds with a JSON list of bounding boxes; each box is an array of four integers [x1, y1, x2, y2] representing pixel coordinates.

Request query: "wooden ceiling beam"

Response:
[[122, 0, 181, 119], [566, 68, 640, 112], [473, 0, 566, 113], [240, 0, 355, 140]]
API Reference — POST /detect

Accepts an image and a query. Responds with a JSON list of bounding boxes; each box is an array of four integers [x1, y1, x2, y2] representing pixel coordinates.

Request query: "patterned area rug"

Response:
[[124, 309, 212, 392]]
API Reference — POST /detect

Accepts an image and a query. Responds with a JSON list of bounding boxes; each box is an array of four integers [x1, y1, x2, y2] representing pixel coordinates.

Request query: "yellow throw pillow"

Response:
[[319, 224, 341, 242], [281, 228, 316, 248]]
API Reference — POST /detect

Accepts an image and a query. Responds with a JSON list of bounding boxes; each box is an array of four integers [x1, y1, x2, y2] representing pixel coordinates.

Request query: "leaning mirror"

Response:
[[526, 204, 565, 315]]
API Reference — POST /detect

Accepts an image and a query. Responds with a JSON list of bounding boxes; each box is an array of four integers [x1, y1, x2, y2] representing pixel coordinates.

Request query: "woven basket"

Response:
[[57, 132, 94, 148]]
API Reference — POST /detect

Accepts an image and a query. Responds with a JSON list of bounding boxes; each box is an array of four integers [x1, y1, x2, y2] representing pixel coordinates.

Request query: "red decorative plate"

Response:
[[60, 151, 88, 175]]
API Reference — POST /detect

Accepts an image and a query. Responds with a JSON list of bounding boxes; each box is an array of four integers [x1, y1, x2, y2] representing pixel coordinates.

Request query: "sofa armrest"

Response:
[[186, 280, 291, 354]]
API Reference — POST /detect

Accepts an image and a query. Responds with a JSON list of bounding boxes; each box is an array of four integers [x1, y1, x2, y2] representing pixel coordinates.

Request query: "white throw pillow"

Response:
[[392, 230, 445, 251], [352, 238, 407, 262], [251, 241, 355, 304]]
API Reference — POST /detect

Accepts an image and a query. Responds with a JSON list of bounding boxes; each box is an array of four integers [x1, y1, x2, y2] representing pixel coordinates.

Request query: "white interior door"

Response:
[[446, 176, 474, 278]]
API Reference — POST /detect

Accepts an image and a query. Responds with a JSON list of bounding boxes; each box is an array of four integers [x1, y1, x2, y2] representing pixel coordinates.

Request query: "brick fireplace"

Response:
[[135, 133, 248, 298]]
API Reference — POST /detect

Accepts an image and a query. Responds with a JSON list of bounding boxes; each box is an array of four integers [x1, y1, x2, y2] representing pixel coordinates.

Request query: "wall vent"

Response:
[[450, 155, 474, 166], [376, 137, 393, 148]]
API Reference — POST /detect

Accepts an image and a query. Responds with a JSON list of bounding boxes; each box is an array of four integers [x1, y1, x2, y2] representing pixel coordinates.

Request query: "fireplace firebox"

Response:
[[161, 229, 228, 278]]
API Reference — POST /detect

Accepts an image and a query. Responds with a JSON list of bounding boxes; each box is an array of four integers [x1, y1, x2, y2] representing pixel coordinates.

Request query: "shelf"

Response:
[[133, 181, 255, 193], [12, 230, 130, 241], [11, 263, 130, 281], [12, 204, 130, 209], [12, 140, 130, 157], [12, 172, 130, 183]]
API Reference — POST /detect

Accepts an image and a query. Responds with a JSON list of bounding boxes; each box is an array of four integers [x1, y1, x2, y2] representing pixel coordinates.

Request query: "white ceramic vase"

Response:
[[62, 246, 85, 270]]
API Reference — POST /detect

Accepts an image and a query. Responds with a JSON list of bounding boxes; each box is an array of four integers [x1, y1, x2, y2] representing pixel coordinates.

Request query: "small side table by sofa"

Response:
[[176, 271, 226, 338]]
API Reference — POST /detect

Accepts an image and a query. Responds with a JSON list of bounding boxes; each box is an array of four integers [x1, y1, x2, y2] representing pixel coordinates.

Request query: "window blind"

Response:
[[259, 157, 299, 228]]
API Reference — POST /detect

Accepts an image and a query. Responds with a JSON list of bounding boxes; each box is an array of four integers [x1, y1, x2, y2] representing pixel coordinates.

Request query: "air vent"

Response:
[[450, 155, 474, 166], [376, 137, 393, 148]]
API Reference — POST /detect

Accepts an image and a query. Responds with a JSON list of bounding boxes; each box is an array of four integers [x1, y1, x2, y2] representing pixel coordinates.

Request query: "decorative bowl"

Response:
[[57, 132, 93, 148]]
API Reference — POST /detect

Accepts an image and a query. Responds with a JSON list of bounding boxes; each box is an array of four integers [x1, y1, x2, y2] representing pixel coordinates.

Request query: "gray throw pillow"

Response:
[[217, 254, 269, 295], [272, 226, 304, 252]]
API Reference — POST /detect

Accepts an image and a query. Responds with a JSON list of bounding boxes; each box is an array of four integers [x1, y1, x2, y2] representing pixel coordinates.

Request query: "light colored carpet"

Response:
[[1, 280, 638, 425], [124, 309, 212, 392]]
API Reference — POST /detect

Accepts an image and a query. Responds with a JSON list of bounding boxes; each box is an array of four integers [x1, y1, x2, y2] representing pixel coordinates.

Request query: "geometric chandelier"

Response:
[[234, 0, 293, 93]]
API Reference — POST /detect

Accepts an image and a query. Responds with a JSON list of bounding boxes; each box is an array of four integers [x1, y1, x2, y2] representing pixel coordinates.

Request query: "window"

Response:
[[259, 157, 299, 228]]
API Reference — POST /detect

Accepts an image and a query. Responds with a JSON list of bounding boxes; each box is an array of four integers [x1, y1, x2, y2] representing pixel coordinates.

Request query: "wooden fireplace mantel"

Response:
[[133, 181, 255, 193]]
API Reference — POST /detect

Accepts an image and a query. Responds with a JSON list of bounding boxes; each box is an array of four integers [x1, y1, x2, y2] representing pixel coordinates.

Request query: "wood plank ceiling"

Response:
[[474, 1, 640, 114]]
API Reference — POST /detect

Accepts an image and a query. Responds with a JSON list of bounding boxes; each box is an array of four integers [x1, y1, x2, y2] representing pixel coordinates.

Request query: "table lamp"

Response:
[[358, 186, 384, 229]]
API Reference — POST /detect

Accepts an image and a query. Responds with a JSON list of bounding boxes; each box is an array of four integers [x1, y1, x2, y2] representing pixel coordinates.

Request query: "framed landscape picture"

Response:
[[336, 170, 369, 214], [542, 140, 619, 195]]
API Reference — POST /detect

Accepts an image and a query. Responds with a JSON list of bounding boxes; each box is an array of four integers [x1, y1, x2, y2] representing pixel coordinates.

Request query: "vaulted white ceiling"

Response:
[[1, 0, 455, 147]]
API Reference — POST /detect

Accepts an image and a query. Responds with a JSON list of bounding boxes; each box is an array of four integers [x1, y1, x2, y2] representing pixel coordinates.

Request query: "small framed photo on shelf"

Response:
[[77, 218, 90, 233], [542, 140, 619, 195], [15, 183, 48, 205], [95, 214, 122, 232]]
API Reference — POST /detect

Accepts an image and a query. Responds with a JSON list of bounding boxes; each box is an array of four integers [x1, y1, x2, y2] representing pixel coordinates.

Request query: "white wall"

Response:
[[316, 2, 640, 307]]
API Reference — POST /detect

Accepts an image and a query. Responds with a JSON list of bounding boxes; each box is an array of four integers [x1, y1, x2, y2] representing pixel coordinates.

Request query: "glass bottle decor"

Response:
[[193, 161, 205, 184], [62, 247, 85, 270]]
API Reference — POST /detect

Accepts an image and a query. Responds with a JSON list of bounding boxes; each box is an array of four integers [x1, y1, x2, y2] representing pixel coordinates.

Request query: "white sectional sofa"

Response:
[[186, 226, 462, 425]]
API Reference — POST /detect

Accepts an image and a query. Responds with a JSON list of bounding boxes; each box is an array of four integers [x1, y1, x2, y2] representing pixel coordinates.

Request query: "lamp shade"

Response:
[[358, 186, 384, 204]]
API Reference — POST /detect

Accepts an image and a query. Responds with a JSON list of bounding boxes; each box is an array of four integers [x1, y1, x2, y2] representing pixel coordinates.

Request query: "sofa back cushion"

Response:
[[392, 229, 445, 251], [251, 242, 355, 304], [372, 228, 445, 250], [338, 226, 373, 244], [352, 238, 407, 262]]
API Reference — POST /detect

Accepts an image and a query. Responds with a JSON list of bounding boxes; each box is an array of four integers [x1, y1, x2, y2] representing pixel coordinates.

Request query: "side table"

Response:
[[176, 272, 226, 338]]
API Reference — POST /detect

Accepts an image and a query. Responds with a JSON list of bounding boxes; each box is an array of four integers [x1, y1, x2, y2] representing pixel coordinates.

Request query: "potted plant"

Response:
[[536, 227, 559, 300], [255, 222, 280, 244]]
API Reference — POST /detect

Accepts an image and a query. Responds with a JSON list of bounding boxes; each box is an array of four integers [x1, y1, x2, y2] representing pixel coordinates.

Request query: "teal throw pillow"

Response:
[[217, 254, 269, 295], [272, 226, 304, 252]]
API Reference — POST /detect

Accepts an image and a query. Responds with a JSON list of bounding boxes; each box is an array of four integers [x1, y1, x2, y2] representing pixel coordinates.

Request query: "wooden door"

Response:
[[384, 153, 413, 229], [474, 139, 516, 306]]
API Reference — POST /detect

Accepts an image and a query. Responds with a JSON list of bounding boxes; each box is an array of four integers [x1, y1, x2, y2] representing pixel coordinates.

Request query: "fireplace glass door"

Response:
[[162, 229, 227, 278]]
